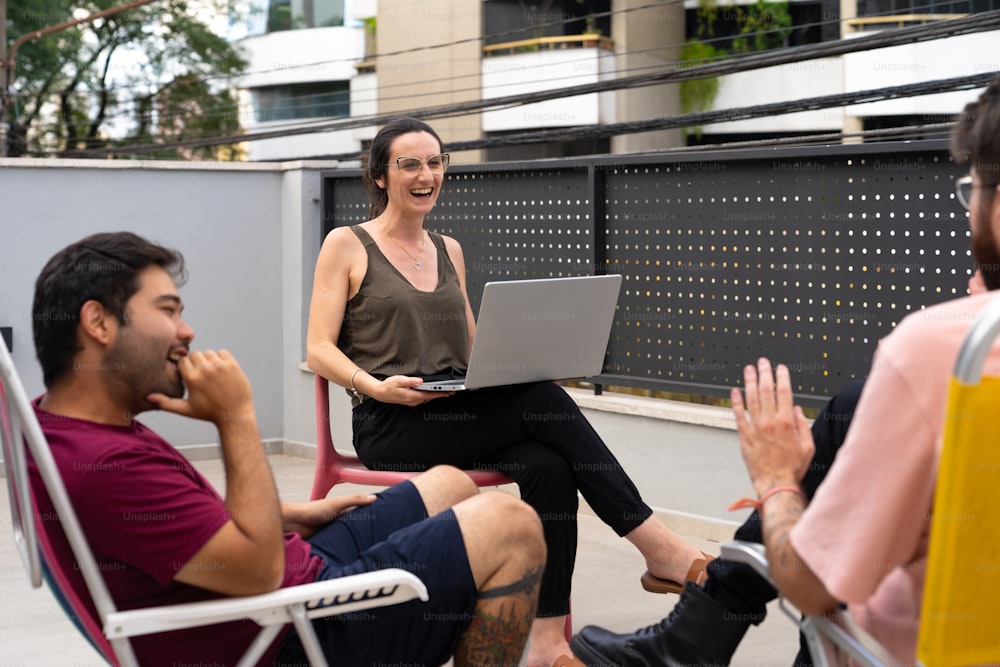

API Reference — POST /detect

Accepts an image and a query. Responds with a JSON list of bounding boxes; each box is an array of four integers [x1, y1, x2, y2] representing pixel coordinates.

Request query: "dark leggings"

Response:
[[704, 379, 866, 666], [352, 381, 653, 617]]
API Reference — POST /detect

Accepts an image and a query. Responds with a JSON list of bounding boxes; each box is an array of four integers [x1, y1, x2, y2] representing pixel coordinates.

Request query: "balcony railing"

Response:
[[321, 138, 970, 407], [483, 34, 614, 57], [845, 13, 968, 31]]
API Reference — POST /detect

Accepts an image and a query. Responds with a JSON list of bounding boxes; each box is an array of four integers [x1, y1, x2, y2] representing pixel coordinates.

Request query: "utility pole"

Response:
[[0, 0, 160, 158], [1, 0, 9, 157]]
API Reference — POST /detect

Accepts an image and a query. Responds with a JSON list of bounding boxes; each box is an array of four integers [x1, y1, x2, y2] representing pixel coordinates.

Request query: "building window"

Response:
[[252, 82, 350, 122], [483, 0, 611, 45], [267, 0, 346, 33]]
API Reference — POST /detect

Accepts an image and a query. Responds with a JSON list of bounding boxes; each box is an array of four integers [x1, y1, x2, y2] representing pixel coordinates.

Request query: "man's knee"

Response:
[[419, 464, 479, 499], [482, 491, 546, 559]]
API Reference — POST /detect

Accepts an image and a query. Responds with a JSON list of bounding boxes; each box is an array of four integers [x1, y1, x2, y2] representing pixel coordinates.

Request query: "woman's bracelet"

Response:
[[349, 368, 365, 400], [727, 484, 804, 512]]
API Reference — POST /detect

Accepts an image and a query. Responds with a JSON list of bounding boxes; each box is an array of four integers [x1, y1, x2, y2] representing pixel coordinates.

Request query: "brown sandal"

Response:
[[552, 654, 587, 666], [641, 551, 714, 594]]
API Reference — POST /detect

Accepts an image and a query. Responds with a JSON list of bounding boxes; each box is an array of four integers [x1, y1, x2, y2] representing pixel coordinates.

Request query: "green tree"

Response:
[[680, 0, 724, 137], [5, 0, 247, 159], [679, 0, 793, 138], [730, 0, 792, 53]]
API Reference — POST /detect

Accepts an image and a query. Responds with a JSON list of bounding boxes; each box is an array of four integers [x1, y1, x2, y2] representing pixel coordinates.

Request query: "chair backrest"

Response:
[[312, 373, 420, 498], [0, 343, 134, 665], [917, 295, 1000, 667]]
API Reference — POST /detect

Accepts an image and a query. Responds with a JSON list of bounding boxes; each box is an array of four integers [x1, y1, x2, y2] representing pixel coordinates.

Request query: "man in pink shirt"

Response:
[[728, 77, 1000, 666], [571, 78, 1000, 667]]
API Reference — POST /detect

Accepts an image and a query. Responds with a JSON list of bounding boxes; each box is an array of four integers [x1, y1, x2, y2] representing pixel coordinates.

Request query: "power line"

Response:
[[197, 0, 978, 86], [10, 0, 942, 112], [442, 73, 995, 154], [19, 0, 973, 134], [23, 0, 679, 100], [60, 67, 997, 160], [38, 0, 956, 118], [65, 10, 1000, 157]]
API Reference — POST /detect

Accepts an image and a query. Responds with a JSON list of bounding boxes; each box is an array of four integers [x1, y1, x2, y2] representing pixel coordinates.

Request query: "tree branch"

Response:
[[87, 41, 122, 145]]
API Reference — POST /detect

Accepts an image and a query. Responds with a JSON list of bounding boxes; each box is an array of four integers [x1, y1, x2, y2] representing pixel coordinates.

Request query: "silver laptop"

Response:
[[416, 274, 623, 392]]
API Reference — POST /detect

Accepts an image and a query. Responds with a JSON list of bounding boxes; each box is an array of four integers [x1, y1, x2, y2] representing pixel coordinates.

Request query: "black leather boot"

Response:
[[569, 582, 755, 667]]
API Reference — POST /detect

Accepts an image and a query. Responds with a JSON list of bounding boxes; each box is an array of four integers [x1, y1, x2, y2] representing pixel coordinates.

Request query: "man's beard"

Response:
[[972, 193, 1000, 291], [104, 329, 187, 408]]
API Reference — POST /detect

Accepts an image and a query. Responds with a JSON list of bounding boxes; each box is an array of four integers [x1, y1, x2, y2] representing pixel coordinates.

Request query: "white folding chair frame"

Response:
[[719, 542, 899, 667], [1, 343, 427, 667]]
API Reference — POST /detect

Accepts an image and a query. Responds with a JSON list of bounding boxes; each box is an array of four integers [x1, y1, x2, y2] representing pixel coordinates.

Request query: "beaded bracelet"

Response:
[[727, 484, 804, 512]]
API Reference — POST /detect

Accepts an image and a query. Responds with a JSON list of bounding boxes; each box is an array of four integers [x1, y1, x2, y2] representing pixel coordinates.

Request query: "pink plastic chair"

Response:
[[311, 373, 514, 499], [312, 373, 573, 640]]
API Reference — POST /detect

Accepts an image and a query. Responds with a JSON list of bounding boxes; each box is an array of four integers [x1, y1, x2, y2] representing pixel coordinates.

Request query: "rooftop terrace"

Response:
[[1, 447, 799, 665]]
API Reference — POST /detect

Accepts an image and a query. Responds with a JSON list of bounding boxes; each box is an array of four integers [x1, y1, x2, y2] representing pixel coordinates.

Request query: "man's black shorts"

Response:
[[275, 480, 477, 666]]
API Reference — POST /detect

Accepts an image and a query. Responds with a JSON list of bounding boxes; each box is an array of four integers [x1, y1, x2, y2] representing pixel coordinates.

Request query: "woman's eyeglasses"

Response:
[[394, 153, 450, 174]]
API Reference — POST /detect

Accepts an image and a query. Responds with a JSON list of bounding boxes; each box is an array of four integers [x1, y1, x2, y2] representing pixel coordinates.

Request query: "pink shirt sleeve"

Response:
[[790, 314, 947, 603]]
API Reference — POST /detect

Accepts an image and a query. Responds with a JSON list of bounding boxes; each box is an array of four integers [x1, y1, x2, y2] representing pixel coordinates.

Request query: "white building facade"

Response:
[[232, 0, 376, 161], [228, 0, 1000, 162]]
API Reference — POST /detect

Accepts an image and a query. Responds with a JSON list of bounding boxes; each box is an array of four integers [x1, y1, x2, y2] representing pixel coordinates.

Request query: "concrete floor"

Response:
[[0, 453, 799, 666]]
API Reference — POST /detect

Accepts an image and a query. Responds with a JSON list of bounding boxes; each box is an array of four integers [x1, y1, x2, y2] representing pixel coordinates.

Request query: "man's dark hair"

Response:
[[951, 75, 1000, 183], [362, 117, 444, 219], [32, 232, 187, 388]]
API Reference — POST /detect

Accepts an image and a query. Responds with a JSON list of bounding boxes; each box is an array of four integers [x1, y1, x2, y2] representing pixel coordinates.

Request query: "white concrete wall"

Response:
[[843, 30, 999, 117], [704, 30, 1000, 135], [279, 169, 327, 449], [239, 27, 365, 89], [707, 58, 844, 134], [482, 49, 611, 131], [246, 128, 361, 162], [0, 158, 331, 450]]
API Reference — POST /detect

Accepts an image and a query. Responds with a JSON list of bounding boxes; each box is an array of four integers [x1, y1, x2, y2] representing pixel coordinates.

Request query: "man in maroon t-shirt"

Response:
[[29, 232, 549, 667]]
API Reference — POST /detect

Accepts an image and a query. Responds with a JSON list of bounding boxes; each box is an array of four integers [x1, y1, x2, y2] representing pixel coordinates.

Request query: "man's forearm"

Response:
[[760, 489, 837, 616], [217, 413, 284, 568]]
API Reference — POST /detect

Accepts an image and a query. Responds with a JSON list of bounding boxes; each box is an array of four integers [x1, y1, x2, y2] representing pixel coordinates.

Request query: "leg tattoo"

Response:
[[453, 566, 544, 666]]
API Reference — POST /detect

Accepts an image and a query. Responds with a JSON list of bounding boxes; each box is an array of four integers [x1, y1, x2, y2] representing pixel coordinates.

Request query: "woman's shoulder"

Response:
[[316, 224, 372, 270], [322, 223, 373, 250], [434, 231, 464, 254]]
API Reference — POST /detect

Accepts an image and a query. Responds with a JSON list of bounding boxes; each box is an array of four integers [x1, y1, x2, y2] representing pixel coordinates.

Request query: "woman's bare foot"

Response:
[[626, 516, 707, 584], [525, 616, 572, 667]]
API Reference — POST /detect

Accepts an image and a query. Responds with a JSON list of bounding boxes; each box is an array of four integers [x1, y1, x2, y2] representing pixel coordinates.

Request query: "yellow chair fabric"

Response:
[[918, 375, 1000, 666]]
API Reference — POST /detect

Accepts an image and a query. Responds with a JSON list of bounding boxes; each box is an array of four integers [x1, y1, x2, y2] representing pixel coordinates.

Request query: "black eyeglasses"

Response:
[[394, 153, 450, 174], [956, 175, 975, 210]]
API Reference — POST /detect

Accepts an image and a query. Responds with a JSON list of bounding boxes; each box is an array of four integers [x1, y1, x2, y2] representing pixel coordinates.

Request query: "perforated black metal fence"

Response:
[[321, 139, 971, 405]]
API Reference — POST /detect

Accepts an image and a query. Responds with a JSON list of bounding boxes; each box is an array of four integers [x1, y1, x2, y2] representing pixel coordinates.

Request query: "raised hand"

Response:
[[730, 358, 815, 497]]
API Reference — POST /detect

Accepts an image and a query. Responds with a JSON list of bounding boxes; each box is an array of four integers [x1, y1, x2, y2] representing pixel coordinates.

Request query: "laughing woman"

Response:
[[306, 117, 709, 667]]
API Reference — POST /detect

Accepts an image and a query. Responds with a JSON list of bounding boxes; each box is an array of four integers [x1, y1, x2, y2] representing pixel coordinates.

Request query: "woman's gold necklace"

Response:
[[378, 217, 425, 271]]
